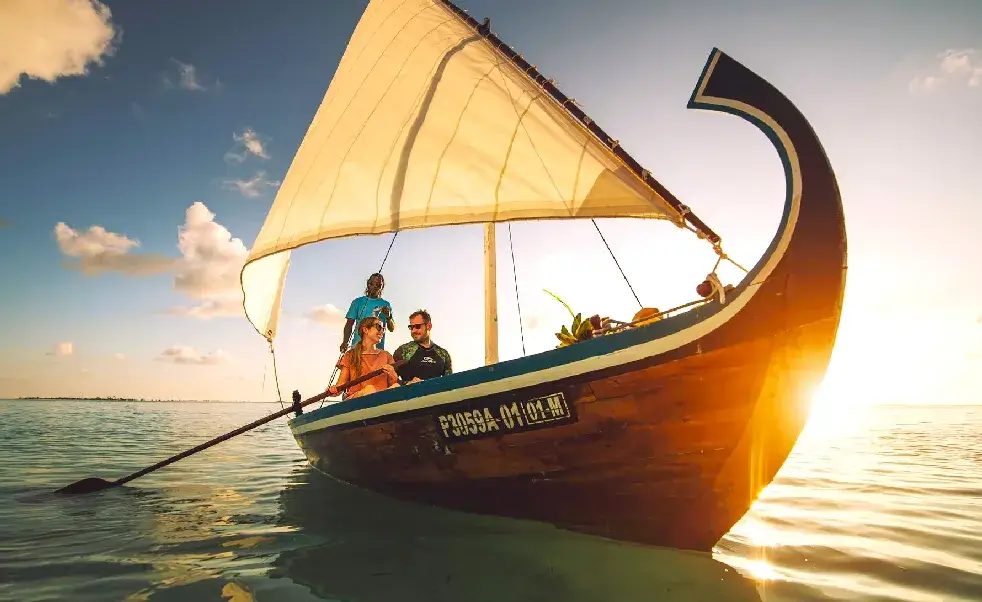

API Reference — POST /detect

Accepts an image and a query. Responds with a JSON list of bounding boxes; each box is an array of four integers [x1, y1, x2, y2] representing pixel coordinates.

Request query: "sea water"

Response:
[[1, 399, 980, 601]]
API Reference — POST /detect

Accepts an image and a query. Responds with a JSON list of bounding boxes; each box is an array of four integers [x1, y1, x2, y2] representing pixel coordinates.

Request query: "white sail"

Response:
[[241, 0, 685, 341]]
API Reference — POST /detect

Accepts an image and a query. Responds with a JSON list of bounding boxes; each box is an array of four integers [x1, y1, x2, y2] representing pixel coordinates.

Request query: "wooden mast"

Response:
[[484, 223, 498, 365]]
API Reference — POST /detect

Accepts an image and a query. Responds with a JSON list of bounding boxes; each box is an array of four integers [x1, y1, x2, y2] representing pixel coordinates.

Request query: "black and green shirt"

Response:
[[393, 341, 452, 382]]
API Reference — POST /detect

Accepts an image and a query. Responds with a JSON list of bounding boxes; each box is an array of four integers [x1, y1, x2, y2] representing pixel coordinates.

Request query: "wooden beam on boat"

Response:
[[484, 222, 498, 366]]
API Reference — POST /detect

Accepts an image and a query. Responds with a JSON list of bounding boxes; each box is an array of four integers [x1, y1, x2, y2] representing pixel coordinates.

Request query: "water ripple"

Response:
[[3, 400, 982, 601], [717, 403, 982, 601], [1, 400, 760, 602]]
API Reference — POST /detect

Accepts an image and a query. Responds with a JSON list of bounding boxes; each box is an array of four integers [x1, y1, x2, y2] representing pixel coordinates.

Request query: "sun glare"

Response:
[[800, 374, 875, 442]]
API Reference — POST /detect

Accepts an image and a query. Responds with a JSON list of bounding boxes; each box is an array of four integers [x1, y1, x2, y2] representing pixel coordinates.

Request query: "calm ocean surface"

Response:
[[1, 399, 980, 602]]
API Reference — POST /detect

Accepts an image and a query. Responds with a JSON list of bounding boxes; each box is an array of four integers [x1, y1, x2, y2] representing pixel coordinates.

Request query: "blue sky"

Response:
[[0, 0, 980, 404]]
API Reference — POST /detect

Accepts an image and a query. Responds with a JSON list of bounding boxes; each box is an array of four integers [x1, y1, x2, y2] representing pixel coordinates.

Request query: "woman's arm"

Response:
[[327, 362, 351, 396], [381, 351, 398, 384]]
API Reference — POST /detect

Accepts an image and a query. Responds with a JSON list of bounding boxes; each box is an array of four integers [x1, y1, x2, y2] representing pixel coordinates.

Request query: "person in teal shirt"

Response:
[[341, 273, 394, 351]]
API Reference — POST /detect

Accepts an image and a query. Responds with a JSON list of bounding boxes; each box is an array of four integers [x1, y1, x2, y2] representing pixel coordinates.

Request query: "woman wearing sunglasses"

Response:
[[327, 316, 401, 399]]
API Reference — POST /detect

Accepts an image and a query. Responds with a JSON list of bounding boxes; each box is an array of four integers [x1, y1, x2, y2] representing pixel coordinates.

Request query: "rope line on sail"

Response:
[[591, 219, 642, 308], [507, 223, 526, 356]]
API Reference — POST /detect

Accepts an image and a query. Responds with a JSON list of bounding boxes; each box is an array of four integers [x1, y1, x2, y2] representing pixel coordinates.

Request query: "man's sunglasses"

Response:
[[408, 323, 427, 331]]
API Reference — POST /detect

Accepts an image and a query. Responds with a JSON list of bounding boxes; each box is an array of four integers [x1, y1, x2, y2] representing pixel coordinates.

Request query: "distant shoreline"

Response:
[[3, 397, 980, 407], [8, 397, 276, 403]]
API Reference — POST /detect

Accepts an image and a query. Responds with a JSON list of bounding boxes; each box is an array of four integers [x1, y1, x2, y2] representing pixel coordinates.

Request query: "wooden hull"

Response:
[[287, 48, 847, 552]]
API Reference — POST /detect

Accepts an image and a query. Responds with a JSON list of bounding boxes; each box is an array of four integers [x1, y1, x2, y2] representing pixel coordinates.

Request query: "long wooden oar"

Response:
[[55, 360, 405, 495]]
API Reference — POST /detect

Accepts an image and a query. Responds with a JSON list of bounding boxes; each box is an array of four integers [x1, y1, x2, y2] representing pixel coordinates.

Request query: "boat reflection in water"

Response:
[[269, 465, 764, 602]]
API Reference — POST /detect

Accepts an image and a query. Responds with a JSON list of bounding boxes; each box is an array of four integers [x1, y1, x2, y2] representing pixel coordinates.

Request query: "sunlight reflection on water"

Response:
[[1, 399, 980, 601], [715, 401, 982, 601]]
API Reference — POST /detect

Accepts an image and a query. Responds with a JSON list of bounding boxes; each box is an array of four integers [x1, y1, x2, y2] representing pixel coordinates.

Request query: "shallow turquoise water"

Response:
[[1, 400, 980, 601]]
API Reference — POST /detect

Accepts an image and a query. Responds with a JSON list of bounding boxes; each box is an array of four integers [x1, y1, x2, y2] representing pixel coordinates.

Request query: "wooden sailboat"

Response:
[[240, 0, 847, 552]]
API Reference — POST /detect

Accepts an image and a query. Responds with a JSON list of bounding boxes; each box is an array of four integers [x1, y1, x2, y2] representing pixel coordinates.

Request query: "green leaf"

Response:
[[543, 289, 575, 319], [572, 313, 582, 334], [575, 319, 592, 339]]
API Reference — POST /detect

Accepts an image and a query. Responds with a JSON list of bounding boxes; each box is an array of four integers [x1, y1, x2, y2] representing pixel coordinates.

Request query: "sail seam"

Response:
[[432, 0, 721, 243], [273, 3, 445, 245], [316, 18, 462, 232], [492, 89, 546, 221], [422, 58, 501, 222], [374, 31, 476, 227], [333, 0, 414, 93], [385, 31, 480, 231], [373, 31, 472, 227], [493, 53, 577, 219]]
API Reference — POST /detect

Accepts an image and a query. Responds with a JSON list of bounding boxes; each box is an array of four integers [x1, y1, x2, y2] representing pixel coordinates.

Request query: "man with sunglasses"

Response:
[[393, 309, 453, 384]]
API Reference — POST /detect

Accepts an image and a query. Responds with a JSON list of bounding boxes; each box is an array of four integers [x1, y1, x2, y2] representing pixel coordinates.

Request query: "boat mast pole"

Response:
[[434, 0, 722, 245], [484, 223, 499, 365]]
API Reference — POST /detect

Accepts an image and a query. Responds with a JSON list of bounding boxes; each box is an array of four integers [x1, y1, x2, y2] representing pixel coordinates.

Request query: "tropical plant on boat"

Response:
[[544, 289, 606, 348]]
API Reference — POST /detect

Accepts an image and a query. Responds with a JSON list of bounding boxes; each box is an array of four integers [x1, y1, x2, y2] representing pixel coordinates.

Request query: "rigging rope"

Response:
[[378, 232, 398, 273], [261, 358, 268, 395], [713, 242, 750, 274], [507, 223, 526, 356], [591, 219, 642, 308], [269, 340, 284, 409]]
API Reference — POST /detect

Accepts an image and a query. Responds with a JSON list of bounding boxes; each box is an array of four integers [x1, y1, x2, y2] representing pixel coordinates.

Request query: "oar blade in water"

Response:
[[51, 362, 404, 496], [56, 477, 118, 495]]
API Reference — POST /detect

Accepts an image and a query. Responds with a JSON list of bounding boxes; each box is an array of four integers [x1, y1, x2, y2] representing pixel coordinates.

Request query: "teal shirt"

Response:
[[345, 295, 392, 349]]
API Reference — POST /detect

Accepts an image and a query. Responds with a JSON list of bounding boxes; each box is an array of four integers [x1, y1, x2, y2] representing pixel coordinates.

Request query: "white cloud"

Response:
[[161, 59, 218, 92], [157, 345, 229, 365], [50, 341, 74, 357], [523, 314, 542, 331], [163, 298, 243, 319], [225, 128, 270, 163], [909, 75, 940, 93], [222, 171, 280, 198], [910, 48, 982, 93], [306, 304, 346, 327], [940, 49, 975, 76], [169, 201, 249, 318], [54, 202, 250, 320], [0, 0, 117, 95], [54, 222, 177, 275]]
